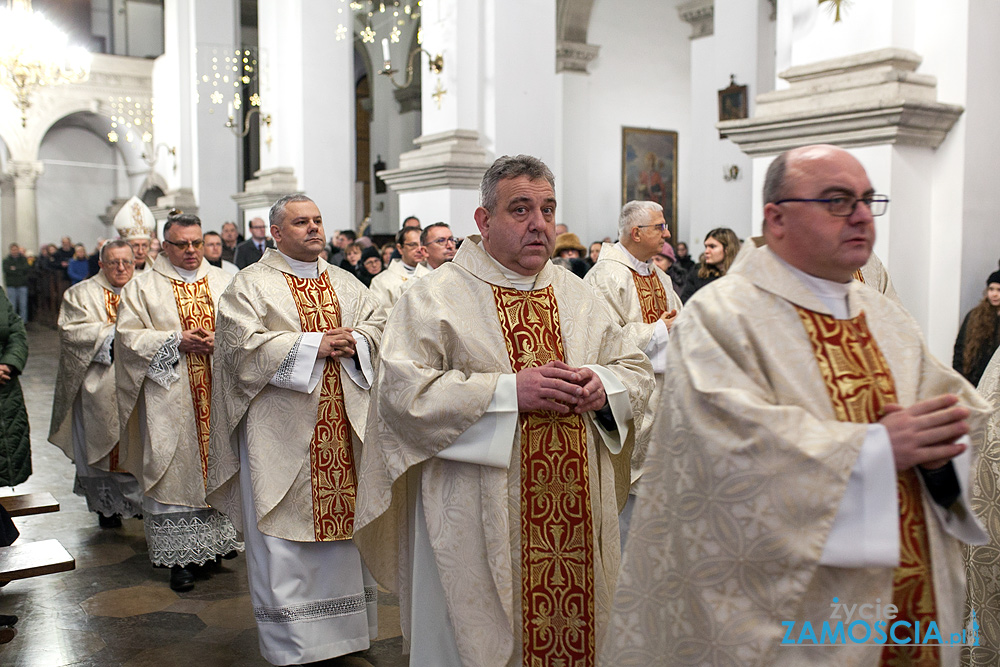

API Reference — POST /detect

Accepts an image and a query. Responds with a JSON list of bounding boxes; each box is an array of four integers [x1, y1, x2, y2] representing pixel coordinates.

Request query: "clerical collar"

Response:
[[401, 261, 417, 275], [110, 286, 122, 295], [173, 265, 199, 283], [615, 242, 652, 276], [277, 249, 319, 279], [774, 254, 851, 320], [479, 241, 537, 291]]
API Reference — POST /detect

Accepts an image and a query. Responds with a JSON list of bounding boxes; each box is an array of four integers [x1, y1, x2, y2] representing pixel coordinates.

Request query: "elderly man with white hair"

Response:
[[584, 200, 681, 539]]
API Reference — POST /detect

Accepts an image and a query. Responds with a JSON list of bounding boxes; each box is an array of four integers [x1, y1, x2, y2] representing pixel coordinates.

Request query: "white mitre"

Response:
[[114, 196, 154, 241]]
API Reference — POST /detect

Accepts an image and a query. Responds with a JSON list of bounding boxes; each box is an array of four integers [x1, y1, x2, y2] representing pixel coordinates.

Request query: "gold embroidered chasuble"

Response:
[[602, 246, 989, 667], [169, 277, 215, 484], [355, 236, 652, 667], [284, 273, 357, 541], [492, 284, 596, 667], [115, 255, 233, 507], [794, 307, 939, 666], [965, 348, 1000, 666], [206, 250, 383, 542], [49, 273, 126, 469], [584, 243, 682, 483], [368, 258, 430, 313]]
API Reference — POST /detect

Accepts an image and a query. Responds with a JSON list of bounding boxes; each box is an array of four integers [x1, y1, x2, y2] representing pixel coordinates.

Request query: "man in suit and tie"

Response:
[[233, 217, 275, 269]]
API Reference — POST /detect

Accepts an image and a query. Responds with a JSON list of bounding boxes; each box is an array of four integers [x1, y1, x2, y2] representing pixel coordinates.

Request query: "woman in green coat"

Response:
[[0, 289, 29, 487]]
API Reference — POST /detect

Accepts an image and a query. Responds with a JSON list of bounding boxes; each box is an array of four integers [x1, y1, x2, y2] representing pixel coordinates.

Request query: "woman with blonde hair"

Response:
[[680, 227, 740, 302], [953, 270, 1000, 386]]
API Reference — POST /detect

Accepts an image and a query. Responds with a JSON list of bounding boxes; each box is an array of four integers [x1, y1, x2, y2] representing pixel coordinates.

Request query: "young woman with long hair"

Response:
[[680, 227, 740, 302]]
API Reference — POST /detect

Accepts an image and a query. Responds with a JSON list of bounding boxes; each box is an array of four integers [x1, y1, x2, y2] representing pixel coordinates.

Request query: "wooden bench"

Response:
[[0, 492, 60, 518], [0, 539, 75, 583]]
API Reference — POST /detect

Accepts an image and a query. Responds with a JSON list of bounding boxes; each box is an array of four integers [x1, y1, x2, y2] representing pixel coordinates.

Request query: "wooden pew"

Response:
[[0, 492, 60, 518], [0, 539, 75, 583]]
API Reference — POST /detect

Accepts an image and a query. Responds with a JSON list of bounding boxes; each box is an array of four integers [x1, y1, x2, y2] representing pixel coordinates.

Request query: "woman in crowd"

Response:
[[680, 227, 740, 302], [67, 245, 90, 285], [586, 241, 603, 270], [339, 242, 362, 274], [380, 243, 395, 269], [0, 289, 30, 489], [953, 270, 1000, 386], [358, 247, 384, 287]]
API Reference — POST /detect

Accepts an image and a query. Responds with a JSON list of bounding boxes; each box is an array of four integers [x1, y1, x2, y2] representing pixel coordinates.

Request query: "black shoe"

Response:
[[0, 625, 15, 645], [169, 565, 195, 592], [0, 615, 16, 626], [98, 514, 122, 528], [221, 550, 238, 560]]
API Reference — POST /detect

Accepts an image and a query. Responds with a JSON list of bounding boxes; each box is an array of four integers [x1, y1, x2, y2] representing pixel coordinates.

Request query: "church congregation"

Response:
[[2, 1, 1000, 666]]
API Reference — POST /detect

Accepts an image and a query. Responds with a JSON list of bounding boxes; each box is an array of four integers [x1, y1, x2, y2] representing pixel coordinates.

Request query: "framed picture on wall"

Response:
[[718, 75, 748, 121], [621, 126, 678, 241]]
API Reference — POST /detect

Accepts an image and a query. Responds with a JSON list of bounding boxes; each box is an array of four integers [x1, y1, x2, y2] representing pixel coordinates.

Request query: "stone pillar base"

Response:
[[379, 129, 491, 192], [718, 48, 963, 155], [232, 167, 300, 225]]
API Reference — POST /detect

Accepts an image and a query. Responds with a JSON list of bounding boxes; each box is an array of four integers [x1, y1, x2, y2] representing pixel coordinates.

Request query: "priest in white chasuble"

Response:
[[964, 347, 1000, 666], [368, 225, 429, 314], [49, 240, 142, 528], [207, 194, 384, 666], [603, 145, 990, 667], [115, 213, 242, 593], [355, 155, 653, 667], [584, 200, 682, 541]]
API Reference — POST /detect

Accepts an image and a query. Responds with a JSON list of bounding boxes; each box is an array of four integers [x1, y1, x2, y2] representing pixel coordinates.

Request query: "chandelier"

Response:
[[336, 0, 421, 43], [0, 0, 92, 127]]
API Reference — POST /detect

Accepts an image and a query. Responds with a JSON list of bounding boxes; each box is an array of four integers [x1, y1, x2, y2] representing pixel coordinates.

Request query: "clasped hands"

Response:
[[659, 308, 678, 332], [879, 394, 970, 471], [0, 363, 11, 386], [178, 327, 214, 355], [318, 327, 356, 359], [516, 360, 606, 415]]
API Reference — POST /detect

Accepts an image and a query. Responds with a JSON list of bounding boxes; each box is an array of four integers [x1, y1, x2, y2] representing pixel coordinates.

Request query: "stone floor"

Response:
[[0, 326, 408, 667]]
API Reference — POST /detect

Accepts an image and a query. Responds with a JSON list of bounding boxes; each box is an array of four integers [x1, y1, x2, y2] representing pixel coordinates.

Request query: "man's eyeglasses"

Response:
[[774, 194, 890, 217], [636, 223, 668, 231], [103, 259, 134, 268], [163, 239, 204, 250], [427, 237, 456, 247], [401, 242, 421, 249]]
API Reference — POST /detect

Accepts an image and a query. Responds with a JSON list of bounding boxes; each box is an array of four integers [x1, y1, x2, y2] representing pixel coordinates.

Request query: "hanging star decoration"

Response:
[[360, 25, 376, 43], [818, 0, 850, 22], [432, 78, 447, 110]]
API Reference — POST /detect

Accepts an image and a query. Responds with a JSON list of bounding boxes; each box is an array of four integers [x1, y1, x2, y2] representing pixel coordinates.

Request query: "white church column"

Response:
[[719, 0, 994, 362], [380, 0, 558, 237], [680, 0, 773, 245], [152, 0, 241, 227], [237, 0, 355, 229], [2, 161, 44, 252]]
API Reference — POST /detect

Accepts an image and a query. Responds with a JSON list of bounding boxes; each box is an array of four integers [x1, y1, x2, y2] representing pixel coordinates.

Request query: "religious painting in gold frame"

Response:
[[621, 127, 678, 241]]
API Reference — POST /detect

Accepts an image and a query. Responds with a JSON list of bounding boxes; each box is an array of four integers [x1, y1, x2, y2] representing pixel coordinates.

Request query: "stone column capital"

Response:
[[678, 0, 714, 39], [6, 160, 45, 189]]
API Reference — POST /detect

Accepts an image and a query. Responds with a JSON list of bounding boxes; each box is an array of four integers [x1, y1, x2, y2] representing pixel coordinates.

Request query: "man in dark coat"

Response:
[[0, 290, 30, 487], [233, 218, 275, 269]]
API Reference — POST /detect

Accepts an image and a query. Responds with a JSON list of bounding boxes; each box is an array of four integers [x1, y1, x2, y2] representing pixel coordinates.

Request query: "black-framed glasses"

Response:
[[427, 237, 456, 246], [164, 239, 204, 250], [774, 194, 890, 217], [103, 259, 134, 268], [636, 223, 668, 231]]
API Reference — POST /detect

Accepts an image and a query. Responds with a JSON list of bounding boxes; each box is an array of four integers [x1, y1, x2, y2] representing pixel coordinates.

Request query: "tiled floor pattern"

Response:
[[0, 326, 408, 666]]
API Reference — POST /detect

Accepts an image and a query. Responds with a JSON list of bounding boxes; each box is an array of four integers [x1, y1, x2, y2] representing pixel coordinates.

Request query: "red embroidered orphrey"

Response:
[[795, 307, 938, 666], [169, 278, 215, 485], [630, 271, 668, 324], [285, 272, 357, 541], [491, 284, 596, 667], [104, 289, 124, 472]]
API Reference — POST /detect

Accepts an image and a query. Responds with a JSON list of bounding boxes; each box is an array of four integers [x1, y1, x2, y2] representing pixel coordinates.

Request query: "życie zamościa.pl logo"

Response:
[[780, 598, 980, 648]]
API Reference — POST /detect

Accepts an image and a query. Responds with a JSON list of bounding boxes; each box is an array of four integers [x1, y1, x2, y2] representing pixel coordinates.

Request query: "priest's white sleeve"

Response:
[[269, 333, 324, 394], [642, 320, 669, 375], [94, 332, 115, 366], [436, 374, 519, 468], [339, 332, 373, 390], [923, 436, 987, 545], [583, 364, 631, 455], [820, 424, 898, 567]]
